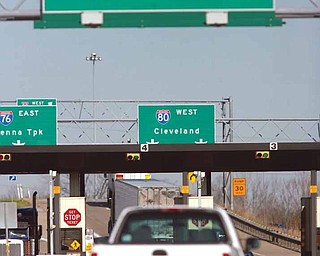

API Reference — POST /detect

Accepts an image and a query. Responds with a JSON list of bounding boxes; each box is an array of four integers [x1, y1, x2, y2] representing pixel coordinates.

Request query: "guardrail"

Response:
[[227, 211, 301, 252]]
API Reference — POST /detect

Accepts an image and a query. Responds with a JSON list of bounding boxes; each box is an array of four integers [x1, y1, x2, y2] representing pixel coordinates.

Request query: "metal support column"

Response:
[[205, 171, 211, 196], [311, 170, 317, 256], [53, 175, 61, 254], [223, 172, 231, 209], [70, 173, 82, 197], [80, 174, 85, 197], [221, 97, 233, 209], [48, 170, 55, 255], [182, 172, 188, 204], [197, 171, 202, 208], [221, 100, 228, 209], [228, 97, 234, 210]]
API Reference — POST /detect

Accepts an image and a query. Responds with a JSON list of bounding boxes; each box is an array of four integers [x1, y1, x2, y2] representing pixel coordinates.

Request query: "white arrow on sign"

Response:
[[146, 139, 159, 144], [12, 140, 26, 146], [194, 138, 208, 144], [8, 175, 17, 181]]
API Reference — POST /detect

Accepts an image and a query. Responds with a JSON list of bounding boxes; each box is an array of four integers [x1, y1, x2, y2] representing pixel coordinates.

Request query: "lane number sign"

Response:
[[269, 142, 278, 150]]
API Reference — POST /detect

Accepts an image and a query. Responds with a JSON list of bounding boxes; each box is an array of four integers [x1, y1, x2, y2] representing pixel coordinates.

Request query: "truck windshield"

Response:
[[116, 209, 228, 244]]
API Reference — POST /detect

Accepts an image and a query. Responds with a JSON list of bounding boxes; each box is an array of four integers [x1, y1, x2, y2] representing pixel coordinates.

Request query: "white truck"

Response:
[[92, 205, 259, 256]]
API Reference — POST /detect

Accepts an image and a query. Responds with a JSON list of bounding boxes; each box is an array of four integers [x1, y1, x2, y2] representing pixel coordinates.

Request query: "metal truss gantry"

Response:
[[1, 99, 319, 208], [0, 0, 40, 20], [49, 99, 319, 144], [42, 99, 320, 209]]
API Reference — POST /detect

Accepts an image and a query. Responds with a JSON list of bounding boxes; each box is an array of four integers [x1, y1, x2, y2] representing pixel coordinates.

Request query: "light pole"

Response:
[[49, 170, 57, 255], [86, 53, 102, 199], [86, 52, 102, 143]]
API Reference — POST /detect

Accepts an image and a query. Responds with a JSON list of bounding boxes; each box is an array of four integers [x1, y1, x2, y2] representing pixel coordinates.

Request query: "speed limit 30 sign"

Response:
[[233, 178, 246, 196]]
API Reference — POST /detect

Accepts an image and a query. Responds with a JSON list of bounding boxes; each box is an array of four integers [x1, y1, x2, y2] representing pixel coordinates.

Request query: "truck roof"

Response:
[[116, 179, 179, 188]]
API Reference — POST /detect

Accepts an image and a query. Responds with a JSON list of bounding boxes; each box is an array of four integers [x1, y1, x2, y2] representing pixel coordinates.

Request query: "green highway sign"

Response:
[[34, 0, 282, 28], [41, 0, 274, 12], [35, 12, 282, 28], [138, 104, 215, 144], [17, 98, 57, 106], [0, 106, 57, 146]]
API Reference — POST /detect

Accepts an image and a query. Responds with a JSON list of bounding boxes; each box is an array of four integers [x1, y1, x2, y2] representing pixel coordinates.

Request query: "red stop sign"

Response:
[[64, 208, 81, 226]]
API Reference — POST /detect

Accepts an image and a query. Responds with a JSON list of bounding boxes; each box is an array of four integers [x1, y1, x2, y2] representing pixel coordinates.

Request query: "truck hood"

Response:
[[92, 243, 244, 256]]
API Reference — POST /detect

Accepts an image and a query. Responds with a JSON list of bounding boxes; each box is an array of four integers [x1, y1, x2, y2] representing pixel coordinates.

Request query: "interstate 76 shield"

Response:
[[0, 111, 14, 126]]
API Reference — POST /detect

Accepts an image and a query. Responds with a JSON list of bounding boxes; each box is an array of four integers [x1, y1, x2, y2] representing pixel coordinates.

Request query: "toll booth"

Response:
[[301, 197, 320, 256], [59, 197, 86, 254]]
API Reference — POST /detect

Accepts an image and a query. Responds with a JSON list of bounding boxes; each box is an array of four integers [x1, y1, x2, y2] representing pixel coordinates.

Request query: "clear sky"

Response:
[[0, 0, 319, 196], [1, 0, 319, 118]]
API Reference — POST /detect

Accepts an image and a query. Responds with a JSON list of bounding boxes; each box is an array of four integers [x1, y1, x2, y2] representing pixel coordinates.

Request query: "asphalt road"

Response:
[[238, 230, 299, 256], [37, 200, 299, 256]]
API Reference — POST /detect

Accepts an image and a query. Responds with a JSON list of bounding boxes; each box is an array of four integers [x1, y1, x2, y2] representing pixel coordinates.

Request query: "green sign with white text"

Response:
[[17, 98, 57, 106], [138, 104, 215, 144], [0, 106, 57, 146], [42, 0, 274, 12]]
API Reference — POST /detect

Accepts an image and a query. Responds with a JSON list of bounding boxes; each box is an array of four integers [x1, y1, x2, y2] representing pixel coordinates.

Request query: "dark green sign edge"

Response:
[[34, 12, 282, 29]]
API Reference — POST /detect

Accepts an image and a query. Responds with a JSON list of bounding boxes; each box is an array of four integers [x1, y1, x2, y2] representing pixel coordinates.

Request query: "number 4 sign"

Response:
[[140, 144, 149, 152]]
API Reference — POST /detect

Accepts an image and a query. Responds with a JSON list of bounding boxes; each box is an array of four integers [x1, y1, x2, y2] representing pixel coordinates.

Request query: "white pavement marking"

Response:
[[94, 232, 102, 238]]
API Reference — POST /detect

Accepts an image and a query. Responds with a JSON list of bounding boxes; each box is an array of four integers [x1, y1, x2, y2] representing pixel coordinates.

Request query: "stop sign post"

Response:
[[64, 208, 81, 226]]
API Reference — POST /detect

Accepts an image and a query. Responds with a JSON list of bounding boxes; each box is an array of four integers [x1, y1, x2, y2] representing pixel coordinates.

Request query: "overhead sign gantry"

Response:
[[0, 142, 319, 174]]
